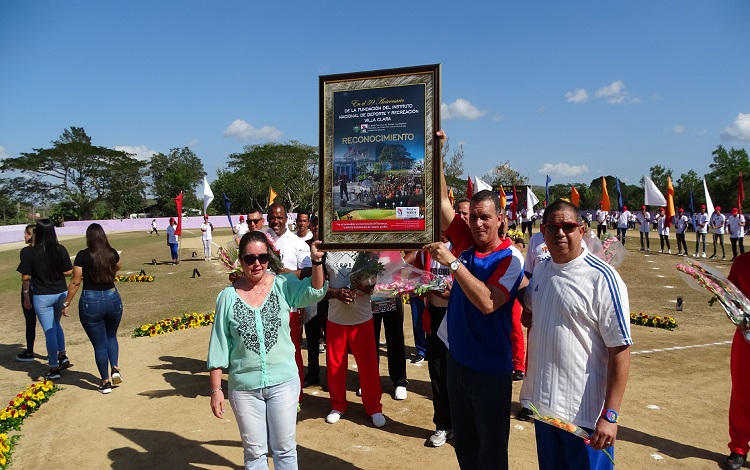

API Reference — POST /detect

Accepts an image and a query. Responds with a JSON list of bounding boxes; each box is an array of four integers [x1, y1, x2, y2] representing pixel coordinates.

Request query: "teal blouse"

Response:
[[207, 273, 327, 390]]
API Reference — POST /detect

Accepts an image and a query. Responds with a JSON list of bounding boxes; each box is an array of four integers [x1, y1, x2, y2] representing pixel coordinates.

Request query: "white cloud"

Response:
[[223, 119, 283, 141], [492, 114, 505, 122], [721, 113, 750, 141], [565, 88, 588, 104], [594, 80, 626, 104], [187, 139, 200, 147], [538, 162, 590, 177], [0, 146, 7, 158], [673, 125, 685, 135], [441, 99, 487, 120], [630, 97, 641, 104], [115, 145, 158, 161]]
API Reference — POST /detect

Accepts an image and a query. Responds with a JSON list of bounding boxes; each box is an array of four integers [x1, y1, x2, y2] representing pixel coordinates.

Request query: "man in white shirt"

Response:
[[616, 206, 631, 246], [524, 199, 631, 468], [694, 205, 709, 258], [296, 211, 313, 241], [674, 208, 689, 256], [656, 207, 671, 254], [727, 207, 746, 260], [710, 206, 727, 260], [596, 202, 608, 238], [636, 206, 651, 251], [200, 215, 213, 260]]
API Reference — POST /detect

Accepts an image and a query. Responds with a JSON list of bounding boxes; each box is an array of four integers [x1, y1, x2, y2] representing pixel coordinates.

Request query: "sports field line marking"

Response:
[[632, 340, 732, 355]]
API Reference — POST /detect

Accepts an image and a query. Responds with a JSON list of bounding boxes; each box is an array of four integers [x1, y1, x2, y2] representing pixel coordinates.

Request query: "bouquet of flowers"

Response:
[[676, 259, 750, 342], [506, 228, 525, 245], [349, 251, 450, 299], [133, 311, 216, 337], [115, 274, 155, 282], [217, 233, 284, 274], [630, 312, 678, 330], [584, 231, 627, 268], [527, 402, 615, 464]]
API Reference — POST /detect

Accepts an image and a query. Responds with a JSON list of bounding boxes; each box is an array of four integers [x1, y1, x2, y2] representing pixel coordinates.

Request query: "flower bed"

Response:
[[115, 274, 154, 282], [0, 381, 60, 469], [630, 312, 678, 330], [133, 312, 215, 337]]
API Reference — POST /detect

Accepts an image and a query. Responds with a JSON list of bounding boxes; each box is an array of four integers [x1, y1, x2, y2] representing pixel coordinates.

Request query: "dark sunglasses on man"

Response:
[[247, 218, 263, 225], [242, 253, 270, 265], [542, 222, 581, 235]]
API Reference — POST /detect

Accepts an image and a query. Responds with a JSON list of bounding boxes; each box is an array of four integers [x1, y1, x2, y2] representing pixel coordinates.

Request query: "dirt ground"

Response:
[[0, 229, 742, 469]]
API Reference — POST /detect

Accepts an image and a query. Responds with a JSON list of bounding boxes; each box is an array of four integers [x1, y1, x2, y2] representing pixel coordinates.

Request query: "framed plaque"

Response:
[[319, 64, 441, 250]]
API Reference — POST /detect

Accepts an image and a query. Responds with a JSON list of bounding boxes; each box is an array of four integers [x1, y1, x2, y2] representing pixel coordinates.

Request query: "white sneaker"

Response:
[[659, 250, 663, 253], [702, 253, 707, 258], [429, 429, 453, 447], [693, 252, 698, 257], [394, 386, 407, 400], [326, 410, 343, 424], [371, 412, 386, 428], [668, 249, 672, 254]]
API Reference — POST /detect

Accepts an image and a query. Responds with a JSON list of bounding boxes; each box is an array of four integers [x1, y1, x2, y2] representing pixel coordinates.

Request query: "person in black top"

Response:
[[17, 224, 38, 362], [62, 223, 123, 394], [17, 219, 74, 380]]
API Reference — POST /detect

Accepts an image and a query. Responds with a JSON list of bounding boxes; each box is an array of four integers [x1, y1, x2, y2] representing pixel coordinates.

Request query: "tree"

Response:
[[211, 142, 318, 214], [705, 145, 750, 210], [441, 137, 466, 199], [483, 160, 528, 188], [646, 165, 673, 193], [674, 170, 702, 212], [0, 127, 147, 220], [149, 147, 206, 216]]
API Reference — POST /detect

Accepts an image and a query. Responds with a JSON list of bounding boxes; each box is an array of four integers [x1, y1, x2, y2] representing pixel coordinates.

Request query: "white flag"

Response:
[[703, 178, 714, 214], [643, 176, 667, 206], [474, 176, 493, 192], [526, 186, 539, 211], [203, 176, 214, 215]]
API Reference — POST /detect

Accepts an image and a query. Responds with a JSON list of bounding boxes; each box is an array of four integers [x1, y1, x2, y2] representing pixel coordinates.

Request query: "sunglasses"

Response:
[[242, 253, 270, 265], [542, 222, 581, 234], [247, 219, 263, 224]]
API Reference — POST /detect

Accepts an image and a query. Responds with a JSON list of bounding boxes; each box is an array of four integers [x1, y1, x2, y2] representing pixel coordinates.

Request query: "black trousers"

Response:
[[731, 237, 746, 259], [21, 290, 36, 352], [677, 233, 688, 253], [304, 299, 328, 381], [597, 224, 607, 238], [372, 299, 408, 389], [427, 305, 451, 430]]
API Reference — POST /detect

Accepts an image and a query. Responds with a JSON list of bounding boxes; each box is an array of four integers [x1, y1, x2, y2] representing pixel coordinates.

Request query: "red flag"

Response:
[[511, 185, 518, 221], [740, 173, 745, 214], [174, 191, 183, 236], [467, 176, 474, 199], [666, 177, 675, 228]]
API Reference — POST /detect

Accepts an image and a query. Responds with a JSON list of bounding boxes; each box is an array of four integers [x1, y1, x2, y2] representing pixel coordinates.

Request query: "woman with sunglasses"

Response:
[[208, 230, 327, 470]]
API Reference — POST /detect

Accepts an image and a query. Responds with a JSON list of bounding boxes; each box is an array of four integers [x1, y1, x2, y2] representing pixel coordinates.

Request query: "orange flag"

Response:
[[570, 186, 580, 207], [448, 187, 455, 207], [498, 184, 507, 211], [601, 177, 611, 212], [268, 186, 278, 206], [666, 177, 675, 227]]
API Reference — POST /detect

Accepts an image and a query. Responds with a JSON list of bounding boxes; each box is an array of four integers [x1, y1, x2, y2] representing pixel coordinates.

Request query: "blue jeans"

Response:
[[535, 421, 614, 469], [168, 242, 178, 260], [34, 292, 67, 367], [229, 378, 301, 470], [79, 288, 123, 381], [447, 353, 512, 470], [409, 297, 427, 358]]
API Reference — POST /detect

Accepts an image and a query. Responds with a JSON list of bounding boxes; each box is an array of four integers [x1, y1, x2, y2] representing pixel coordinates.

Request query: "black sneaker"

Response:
[[512, 370, 525, 381], [410, 355, 425, 364], [99, 382, 112, 395], [58, 355, 72, 371], [516, 407, 533, 421], [111, 367, 122, 385], [724, 452, 746, 470], [45, 368, 61, 380], [16, 351, 35, 362]]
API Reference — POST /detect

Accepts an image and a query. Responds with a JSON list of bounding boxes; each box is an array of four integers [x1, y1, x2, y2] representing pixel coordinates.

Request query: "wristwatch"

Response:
[[449, 259, 461, 273], [600, 408, 619, 423]]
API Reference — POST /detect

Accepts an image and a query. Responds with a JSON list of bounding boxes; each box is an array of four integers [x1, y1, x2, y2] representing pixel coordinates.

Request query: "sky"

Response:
[[1, 1, 749, 190]]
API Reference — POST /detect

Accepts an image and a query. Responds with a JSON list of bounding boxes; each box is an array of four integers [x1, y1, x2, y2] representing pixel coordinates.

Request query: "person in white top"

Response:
[[616, 206, 631, 246], [710, 206, 727, 260], [655, 207, 671, 254], [524, 199, 631, 467], [727, 207, 746, 260], [636, 206, 651, 251], [694, 204, 709, 257], [234, 215, 249, 244], [295, 211, 313, 241], [596, 202, 608, 238], [200, 215, 213, 260], [521, 208, 531, 236], [266, 203, 313, 405], [674, 208, 690, 256]]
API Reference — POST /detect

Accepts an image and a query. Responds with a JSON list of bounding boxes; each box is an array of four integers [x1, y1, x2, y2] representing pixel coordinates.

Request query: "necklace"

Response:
[[247, 276, 268, 295]]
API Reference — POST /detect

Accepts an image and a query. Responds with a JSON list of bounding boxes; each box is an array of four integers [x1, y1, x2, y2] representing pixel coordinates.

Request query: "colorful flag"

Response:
[[511, 185, 518, 220], [174, 191, 183, 236], [467, 176, 474, 199], [268, 185, 278, 207], [703, 178, 714, 214], [526, 186, 539, 212], [601, 177, 611, 212], [666, 177, 675, 228], [222, 192, 233, 228], [545, 175, 551, 206], [739, 173, 745, 214], [202, 176, 214, 215], [498, 184, 507, 211], [615, 177, 623, 210], [570, 186, 580, 207], [448, 187, 455, 207], [643, 176, 667, 206]]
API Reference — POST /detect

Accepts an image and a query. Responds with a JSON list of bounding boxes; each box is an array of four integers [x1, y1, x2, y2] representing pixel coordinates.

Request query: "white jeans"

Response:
[[229, 378, 300, 470], [202, 239, 212, 258]]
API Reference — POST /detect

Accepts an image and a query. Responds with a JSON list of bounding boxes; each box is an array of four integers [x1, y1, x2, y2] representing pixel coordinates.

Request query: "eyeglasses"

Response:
[[248, 219, 263, 224], [242, 253, 270, 265], [542, 222, 581, 234]]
